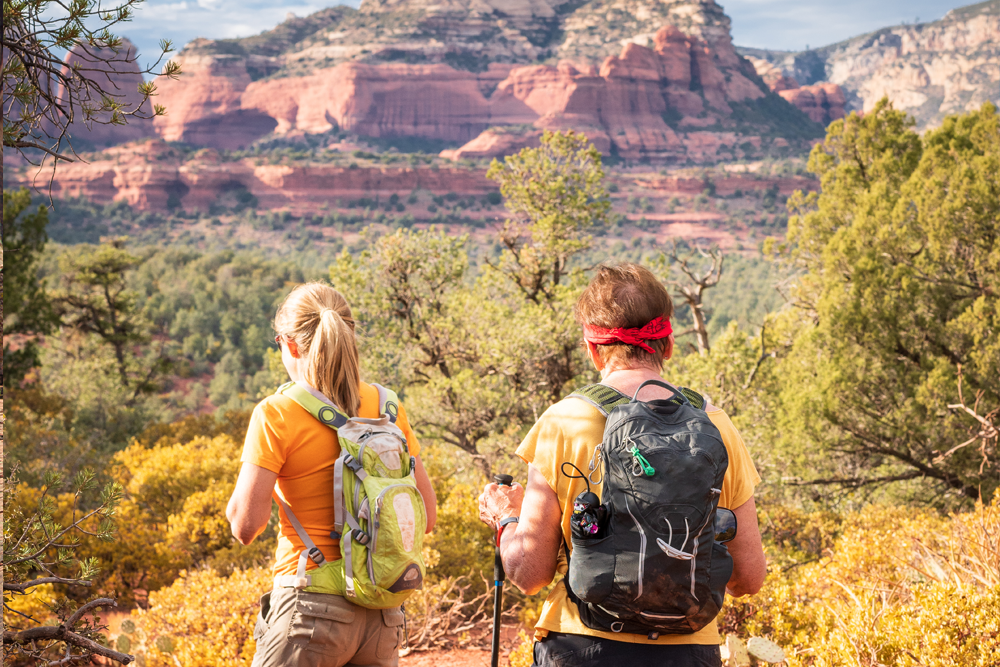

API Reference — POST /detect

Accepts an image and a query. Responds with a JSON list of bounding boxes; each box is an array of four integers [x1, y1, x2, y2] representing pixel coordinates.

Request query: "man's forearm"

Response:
[[499, 523, 555, 595]]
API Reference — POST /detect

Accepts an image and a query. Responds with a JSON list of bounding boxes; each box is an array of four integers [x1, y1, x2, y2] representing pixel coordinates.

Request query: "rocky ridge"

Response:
[[4, 137, 815, 216], [748, 58, 846, 125], [150, 0, 822, 162], [738, 0, 1000, 129]]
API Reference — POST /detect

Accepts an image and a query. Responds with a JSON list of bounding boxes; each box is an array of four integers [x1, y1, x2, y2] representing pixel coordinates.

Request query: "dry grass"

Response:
[[402, 574, 522, 653]]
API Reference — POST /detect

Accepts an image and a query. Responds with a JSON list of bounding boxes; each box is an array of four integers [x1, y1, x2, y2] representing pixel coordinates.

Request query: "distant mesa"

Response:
[[47, 0, 1000, 157], [60, 38, 157, 148], [149, 1, 818, 163], [738, 0, 1000, 130], [746, 57, 846, 126], [4, 135, 816, 217]]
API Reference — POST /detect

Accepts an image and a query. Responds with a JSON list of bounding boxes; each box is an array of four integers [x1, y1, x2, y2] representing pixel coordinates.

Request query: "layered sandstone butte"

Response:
[[153, 1, 816, 162], [61, 39, 157, 147], [777, 84, 846, 126], [747, 57, 846, 125], [739, 0, 1000, 129], [445, 25, 774, 162]]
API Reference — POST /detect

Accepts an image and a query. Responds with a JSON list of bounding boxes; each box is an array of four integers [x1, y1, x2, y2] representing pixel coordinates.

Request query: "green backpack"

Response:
[[273, 381, 427, 609]]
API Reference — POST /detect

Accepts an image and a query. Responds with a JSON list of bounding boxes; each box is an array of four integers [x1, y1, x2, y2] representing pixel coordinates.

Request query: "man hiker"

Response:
[[479, 263, 766, 667]]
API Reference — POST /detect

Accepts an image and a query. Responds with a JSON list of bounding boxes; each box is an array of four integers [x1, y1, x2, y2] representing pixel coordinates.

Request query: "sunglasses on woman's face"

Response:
[[274, 335, 283, 347]]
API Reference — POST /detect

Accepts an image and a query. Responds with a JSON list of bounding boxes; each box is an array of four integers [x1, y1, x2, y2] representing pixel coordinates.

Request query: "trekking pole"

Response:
[[491, 473, 514, 667]]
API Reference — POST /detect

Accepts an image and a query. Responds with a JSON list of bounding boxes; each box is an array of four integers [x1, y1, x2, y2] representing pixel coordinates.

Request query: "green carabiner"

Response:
[[630, 445, 655, 477]]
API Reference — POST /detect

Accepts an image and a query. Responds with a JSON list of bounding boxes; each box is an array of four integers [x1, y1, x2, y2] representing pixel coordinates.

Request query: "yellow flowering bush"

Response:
[[3, 584, 57, 628], [120, 500, 998, 667], [127, 567, 272, 667], [81, 435, 275, 603], [506, 630, 534, 667], [723, 498, 1000, 666]]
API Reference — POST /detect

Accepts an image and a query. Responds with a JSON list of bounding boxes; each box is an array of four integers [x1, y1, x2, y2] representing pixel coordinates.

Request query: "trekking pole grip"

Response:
[[491, 473, 513, 667], [492, 474, 513, 582]]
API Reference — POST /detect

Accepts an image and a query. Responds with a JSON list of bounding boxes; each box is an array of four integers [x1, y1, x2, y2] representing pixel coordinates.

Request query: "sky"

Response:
[[122, 0, 976, 69]]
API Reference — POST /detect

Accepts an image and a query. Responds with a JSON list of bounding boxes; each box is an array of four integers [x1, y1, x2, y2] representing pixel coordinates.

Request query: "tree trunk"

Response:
[[691, 299, 710, 355]]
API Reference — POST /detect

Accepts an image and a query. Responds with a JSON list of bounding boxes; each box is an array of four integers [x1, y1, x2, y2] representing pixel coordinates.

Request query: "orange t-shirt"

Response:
[[241, 382, 421, 578]]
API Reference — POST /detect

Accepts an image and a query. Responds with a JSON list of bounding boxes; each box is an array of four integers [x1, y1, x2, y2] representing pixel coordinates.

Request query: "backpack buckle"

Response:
[[352, 529, 371, 546], [307, 546, 326, 566], [344, 455, 364, 474]]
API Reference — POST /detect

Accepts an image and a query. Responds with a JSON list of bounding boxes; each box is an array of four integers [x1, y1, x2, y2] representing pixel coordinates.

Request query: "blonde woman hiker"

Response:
[[227, 282, 438, 667], [479, 263, 766, 667]]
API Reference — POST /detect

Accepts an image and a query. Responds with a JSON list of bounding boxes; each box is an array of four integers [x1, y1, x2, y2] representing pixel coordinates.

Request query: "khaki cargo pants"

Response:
[[251, 587, 405, 667]]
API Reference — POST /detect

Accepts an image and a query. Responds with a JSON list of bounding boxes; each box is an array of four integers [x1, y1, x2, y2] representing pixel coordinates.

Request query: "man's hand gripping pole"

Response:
[[491, 473, 514, 667]]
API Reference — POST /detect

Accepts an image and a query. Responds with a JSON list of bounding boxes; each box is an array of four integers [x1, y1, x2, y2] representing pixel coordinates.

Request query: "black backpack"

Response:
[[564, 380, 732, 638]]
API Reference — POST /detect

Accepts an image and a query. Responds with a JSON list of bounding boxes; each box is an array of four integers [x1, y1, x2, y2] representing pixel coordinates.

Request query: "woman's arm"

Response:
[[725, 495, 767, 597], [226, 462, 278, 545], [480, 465, 563, 595], [413, 454, 437, 533]]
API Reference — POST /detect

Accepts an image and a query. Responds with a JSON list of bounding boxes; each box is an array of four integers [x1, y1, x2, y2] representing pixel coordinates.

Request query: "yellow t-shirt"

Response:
[[515, 391, 760, 645], [241, 382, 421, 578]]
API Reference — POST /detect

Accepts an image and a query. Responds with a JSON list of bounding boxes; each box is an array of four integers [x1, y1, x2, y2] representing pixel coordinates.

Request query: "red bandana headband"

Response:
[[583, 316, 673, 354]]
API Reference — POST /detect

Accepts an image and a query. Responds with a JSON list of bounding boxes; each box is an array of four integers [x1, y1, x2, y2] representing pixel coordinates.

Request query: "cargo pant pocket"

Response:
[[286, 592, 357, 657], [253, 592, 272, 642], [377, 607, 404, 659]]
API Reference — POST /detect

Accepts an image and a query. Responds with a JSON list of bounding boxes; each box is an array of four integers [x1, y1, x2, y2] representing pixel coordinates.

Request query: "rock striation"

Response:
[[747, 57, 846, 125], [739, 0, 1000, 129], [3, 137, 816, 213], [444, 25, 773, 162], [147, 1, 824, 161], [153, 3, 816, 163]]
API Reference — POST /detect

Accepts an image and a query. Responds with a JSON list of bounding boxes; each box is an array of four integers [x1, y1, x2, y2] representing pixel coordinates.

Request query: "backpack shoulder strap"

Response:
[[567, 383, 630, 417], [678, 386, 707, 411], [278, 380, 350, 428], [370, 383, 399, 423], [567, 382, 708, 415]]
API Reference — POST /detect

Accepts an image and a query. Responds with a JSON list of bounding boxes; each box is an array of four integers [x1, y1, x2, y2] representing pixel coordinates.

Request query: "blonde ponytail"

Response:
[[274, 282, 362, 416]]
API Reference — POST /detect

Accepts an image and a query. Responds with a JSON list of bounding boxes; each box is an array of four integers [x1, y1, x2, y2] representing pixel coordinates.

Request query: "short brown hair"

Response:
[[575, 263, 674, 368]]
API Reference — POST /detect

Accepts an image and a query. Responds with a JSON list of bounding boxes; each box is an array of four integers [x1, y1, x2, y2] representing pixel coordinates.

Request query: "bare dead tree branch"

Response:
[[665, 242, 724, 355], [743, 320, 775, 390], [784, 471, 925, 487], [3, 598, 133, 664], [4, 577, 92, 594]]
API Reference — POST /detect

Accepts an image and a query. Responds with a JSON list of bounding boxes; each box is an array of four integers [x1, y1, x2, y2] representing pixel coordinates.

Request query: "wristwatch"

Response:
[[496, 516, 519, 546]]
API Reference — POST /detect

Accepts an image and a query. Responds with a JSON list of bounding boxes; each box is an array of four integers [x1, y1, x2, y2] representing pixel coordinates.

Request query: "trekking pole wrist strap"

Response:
[[496, 516, 519, 547]]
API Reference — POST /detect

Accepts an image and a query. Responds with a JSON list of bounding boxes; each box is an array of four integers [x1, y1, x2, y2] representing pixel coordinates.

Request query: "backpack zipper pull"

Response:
[[629, 445, 655, 477]]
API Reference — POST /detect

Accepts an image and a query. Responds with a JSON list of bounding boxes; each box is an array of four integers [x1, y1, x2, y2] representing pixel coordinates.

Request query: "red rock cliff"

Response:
[[152, 18, 798, 164], [445, 24, 771, 162], [746, 55, 847, 126], [60, 39, 157, 146]]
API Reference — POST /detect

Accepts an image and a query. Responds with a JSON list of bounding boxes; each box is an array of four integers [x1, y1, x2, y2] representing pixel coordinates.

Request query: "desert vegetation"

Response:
[[4, 101, 998, 666]]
